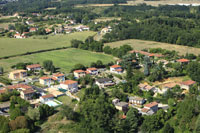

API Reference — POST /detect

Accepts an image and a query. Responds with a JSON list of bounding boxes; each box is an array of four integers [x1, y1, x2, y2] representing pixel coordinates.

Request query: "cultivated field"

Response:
[[0, 31, 96, 58], [0, 48, 114, 73], [94, 17, 121, 22], [105, 39, 200, 55]]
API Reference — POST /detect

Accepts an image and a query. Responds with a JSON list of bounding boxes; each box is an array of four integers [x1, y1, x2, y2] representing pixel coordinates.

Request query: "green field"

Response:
[[0, 48, 114, 73], [0, 31, 96, 58], [105, 39, 200, 56]]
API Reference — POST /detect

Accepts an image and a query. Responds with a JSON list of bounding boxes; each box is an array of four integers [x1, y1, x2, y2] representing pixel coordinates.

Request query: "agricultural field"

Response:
[[94, 17, 121, 22], [0, 48, 115, 73], [0, 31, 96, 58], [105, 39, 200, 56]]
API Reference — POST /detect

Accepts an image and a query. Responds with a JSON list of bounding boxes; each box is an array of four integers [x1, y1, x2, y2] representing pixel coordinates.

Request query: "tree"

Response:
[[195, 114, 200, 132], [0, 116, 10, 133], [162, 123, 174, 133], [43, 60, 55, 72], [124, 108, 142, 132], [9, 116, 28, 131], [27, 107, 40, 121], [0, 67, 3, 75], [39, 69, 44, 77], [144, 63, 149, 76], [72, 64, 86, 71], [10, 107, 22, 120], [187, 62, 200, 83], [60, 105, 77, 121], [71, 39, 83, 48], [126, 64, 133, 80], [38, 104, 54, 120]]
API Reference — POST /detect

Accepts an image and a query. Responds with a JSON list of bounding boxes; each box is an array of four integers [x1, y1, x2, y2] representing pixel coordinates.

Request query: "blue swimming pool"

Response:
[[45, 100, 59, 107], [58, 88, 67, 92]]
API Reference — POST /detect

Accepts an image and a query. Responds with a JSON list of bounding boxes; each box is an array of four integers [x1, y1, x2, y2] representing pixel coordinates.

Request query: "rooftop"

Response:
[[53, 73, 65, 77], [74, 70, 85, 73], [6, 84, 32, 90], [180, 80, 196, 86], [116, 102, 128, 107], [41, 94, 54, 99], [40, 76, 52, 80], [144, 102, 158, 108], [22, 89, 35, 95], [177, 58, 189, 63], [26, 64, 41, 69], [61, 80, 77, 85], [10, 69, 27, 74], [87, 68, 97, 71], [110, 65, 121, 68]]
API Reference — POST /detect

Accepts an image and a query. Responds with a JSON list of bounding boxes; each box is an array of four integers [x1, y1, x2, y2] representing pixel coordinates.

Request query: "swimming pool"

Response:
[[45, 100, 59, 107]]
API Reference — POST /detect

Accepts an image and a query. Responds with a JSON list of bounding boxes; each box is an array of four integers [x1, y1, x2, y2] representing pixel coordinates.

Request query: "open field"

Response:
[[0, 48, 115, 73], [105, 39, 200, 55], [0, 31, 96, 58], [76, 0, 200, 7], [0, 23, 14, 29], [94, 17, 121, 22]]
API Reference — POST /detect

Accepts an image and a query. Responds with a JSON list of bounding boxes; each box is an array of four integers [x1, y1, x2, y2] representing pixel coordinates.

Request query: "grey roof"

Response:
[[116, 102, 128, 107], [0, 102, 10, 109], [96, 78, 113, 83]]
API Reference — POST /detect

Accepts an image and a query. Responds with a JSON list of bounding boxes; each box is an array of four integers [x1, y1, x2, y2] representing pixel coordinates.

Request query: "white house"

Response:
[[26, 64, 41, 71], [60, 80, 78, 93], [86, 68, 98, 75], [96, 78, 115, 88], [40, 94, 54, 103], [39, 77, 54, 86], [73, 70, 86, 79], [141, 102, 158, 115], [129, 96, 145, 105], [52, 73, 65, 83], [110, 65, 123, 74]]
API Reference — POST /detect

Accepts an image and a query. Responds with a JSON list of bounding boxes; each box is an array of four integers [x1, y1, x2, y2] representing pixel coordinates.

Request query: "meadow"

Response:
[[0, 48, 115, 73], [105, 39, 200, 56], [0, 31, 96, 58]]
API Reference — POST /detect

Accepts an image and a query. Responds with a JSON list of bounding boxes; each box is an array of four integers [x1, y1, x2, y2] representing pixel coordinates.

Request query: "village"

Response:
[[0, 46, 197, 118]]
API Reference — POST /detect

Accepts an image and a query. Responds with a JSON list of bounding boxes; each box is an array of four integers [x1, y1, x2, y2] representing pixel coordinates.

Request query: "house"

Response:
[[20, 89, 35, 100], [73, 70, 86, 79], [110, 65, 123, 74], [14, 33, 26, 39], [39, 76, 54, 86], [26, 20, 34, 25], [162, 82, 180, 90], [112, 98, 120, 105], [86, 68, 98, 75], [180, 80, 196, 90], [26, 64, 41, 71], [129, 96, 145, 105], [144, 102, 158, 113], [101, 27, 112, 34], [40, 94, 54, 103], [0, 101, 10, 111], [52, 73, 65, 83], [115, 102, 129, 112], [6, 84, 32, 92], [60, 80, 78, 93], [138, 83, 156, 92], [176, 58, 190, 64], [9, 70, 27, 80], [54, 26, 64, 34], [29, 27, 37, 32], [45, 28, 52, 34], [96, 78, 115, 88]]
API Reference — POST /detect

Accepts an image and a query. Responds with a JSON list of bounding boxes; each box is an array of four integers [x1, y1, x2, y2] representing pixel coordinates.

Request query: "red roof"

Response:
[[61, 80, 77, 85], [144, 102, 158, 108], [116, 69, 123, 72], [30, 27, 37, 31], [141, 108, 150, 113], [181, 80, 196, 86], [26, 64, 41, 69], [132, 60, 137, 63], [177, 59, 189, 63], [0, 90, 6, 94], [53, 73, 65, 77], [41, 94, 54, 99], [111, 65, 121, 68], [87, 68, 97, 71], [22, 89, 35, 94], [40, 76, 52, 80], [6, 84, 32, 90], [74, 70, 85, 73]]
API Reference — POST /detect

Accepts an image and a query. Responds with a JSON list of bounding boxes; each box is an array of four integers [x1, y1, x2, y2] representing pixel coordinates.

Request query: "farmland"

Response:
[[105, 39, 200, 56], [0, 31, 96, 58], [0, 48, 115, 73]]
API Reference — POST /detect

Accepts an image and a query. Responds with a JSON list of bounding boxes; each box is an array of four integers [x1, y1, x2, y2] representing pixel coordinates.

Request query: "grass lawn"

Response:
[[105, 39, 200, 56], [57, 95, 75, 108], [0, 48, 115, 73], [0, 31, 96, 58]]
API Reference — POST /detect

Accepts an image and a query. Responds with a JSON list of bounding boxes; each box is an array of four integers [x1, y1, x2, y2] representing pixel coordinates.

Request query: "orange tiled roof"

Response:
[[74, 70, 85, 73], [26, 64, 41, 69], [111, 65, 121, 68], [61, 80, 77, 85], [53, 73, 65, 77], [87, 68, 97, 71], [180, 80, 196, 86], [144, 102, 158, 108], [40, 76, 52, 80], [0, 89, 6, 94], [6, 84, 32, 90], [177, 58, 189, 63], [22, 89, 35, 94], [41, 94, 54, 99], [116, 69, 123, 72]]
